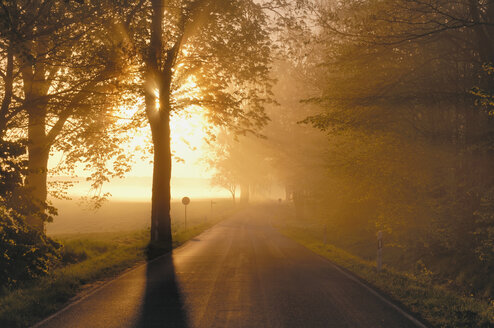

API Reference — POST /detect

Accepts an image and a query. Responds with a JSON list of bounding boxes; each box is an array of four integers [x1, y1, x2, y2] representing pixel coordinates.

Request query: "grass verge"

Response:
[[279, 224, 494, 328], [0, 216, 225, 328]]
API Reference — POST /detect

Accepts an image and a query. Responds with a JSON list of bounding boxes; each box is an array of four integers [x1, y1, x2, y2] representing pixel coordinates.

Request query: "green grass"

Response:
[[0, 211, 230, 328], [279, 222, 494, 328]]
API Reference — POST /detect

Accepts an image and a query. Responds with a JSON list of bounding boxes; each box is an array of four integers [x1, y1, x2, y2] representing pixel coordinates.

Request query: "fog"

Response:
[[1, 1, 494, 322], [49, 177, 231, 202]]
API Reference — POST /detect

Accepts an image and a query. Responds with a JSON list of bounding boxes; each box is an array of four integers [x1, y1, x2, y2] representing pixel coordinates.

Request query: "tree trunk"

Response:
[[147, 67, 173, 248], [21, 37, 51, 231], [293, 190, 305, 220], [149, 111, 172, 249], [0, 45, 14, 136], [145, 0, 173, 248], [25, 109, 50, 231], [240, 183, 249, 204]]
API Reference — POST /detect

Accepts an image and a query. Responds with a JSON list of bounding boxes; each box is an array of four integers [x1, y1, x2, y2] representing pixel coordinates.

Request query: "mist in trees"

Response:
[[1, 0, 493, 301], [204, 0, 494, 299], [270, 0, 494, 298]]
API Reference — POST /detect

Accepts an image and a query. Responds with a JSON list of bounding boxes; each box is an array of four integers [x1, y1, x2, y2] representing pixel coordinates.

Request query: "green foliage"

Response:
[[0, 210, 60, 289], [472, 63, 494, 116], [0, 140, 56, 223], [0, 140, 26, 207], [275, 0, 494, 299]]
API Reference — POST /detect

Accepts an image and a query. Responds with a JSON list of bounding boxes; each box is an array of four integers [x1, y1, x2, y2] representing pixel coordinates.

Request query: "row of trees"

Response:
[[314, 0, 493, 294], [288, 0, 494, 297], [0, 0, 302, 285], [211, 0, 494, 298]]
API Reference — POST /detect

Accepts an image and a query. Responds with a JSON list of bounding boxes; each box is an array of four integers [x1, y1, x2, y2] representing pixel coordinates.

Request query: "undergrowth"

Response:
[[280, 223, 494, 328]]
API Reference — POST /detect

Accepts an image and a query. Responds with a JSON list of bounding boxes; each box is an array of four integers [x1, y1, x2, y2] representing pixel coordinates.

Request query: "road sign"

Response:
[[182, 197, 190, 231]]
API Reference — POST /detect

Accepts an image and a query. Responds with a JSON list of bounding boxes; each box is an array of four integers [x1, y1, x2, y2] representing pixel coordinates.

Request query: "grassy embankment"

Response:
[[275, 208, 494, 328], [0, 199, 234, 328]]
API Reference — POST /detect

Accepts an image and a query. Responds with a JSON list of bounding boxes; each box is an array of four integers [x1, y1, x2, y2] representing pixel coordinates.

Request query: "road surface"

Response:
[[34, 207, 426, 328]]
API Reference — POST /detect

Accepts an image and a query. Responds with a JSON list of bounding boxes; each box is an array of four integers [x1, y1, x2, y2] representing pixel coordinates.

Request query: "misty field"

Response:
[[47, 198, 233, 235]]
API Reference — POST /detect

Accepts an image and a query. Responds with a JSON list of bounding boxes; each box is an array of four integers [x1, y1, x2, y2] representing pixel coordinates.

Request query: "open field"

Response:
[[47, 198, 234, 235], [0, 198, 235, 328]]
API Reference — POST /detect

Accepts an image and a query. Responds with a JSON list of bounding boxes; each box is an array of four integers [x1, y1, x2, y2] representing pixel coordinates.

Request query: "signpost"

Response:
[[182, 197, 190, 232], [377, 230, 383, 272]]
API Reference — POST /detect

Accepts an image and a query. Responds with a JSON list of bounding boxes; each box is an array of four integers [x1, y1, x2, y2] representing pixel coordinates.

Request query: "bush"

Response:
[[0, 209, 61, 289]]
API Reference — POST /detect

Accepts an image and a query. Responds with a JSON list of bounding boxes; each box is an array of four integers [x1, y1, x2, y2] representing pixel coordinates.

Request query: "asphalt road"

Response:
[[34, 207, 425, 328]]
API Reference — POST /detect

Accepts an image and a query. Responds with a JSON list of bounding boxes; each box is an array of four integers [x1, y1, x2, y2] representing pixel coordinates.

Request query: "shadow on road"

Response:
[[136, 254, 188, 328]]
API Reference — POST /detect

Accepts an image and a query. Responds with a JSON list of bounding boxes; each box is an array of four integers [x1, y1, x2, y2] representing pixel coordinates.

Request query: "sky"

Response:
[[47, 106, 225, 200], [48, 106, 212, 179]]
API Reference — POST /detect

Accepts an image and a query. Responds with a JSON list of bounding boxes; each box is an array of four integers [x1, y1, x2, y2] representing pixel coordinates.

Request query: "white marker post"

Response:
[[323, 224, 327, 245], [182, 197, 190, 232], [377, 230, 383, 272]]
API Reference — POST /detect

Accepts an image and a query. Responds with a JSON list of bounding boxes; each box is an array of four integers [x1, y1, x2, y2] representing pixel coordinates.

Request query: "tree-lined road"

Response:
[[35, 208, 425, 328]]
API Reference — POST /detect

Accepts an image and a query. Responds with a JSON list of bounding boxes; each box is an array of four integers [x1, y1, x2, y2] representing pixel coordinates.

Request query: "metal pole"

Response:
[[184, 205, 187, 232]]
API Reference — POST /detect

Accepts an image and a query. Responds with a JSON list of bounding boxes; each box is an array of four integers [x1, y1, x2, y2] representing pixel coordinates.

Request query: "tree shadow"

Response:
[[136, 253, 189, 328]]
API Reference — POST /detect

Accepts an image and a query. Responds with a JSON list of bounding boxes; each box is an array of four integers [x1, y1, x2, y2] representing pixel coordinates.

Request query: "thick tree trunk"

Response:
[[146, 64, 174, 248], [25, 109, 50, 231], [21, 37, 51, 231], [145, 0, 172, 248], [149, 110, 173, 249]]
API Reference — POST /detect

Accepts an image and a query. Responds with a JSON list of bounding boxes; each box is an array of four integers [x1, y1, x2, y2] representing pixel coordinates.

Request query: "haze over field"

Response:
[[48, 176, 231, 201], [45, 198, 235, 235]]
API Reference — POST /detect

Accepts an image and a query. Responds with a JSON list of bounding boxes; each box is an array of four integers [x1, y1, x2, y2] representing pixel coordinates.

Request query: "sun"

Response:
[[170, 105, 210, 178], [120, 104, 210, 178], [48, 71, 212, 180]]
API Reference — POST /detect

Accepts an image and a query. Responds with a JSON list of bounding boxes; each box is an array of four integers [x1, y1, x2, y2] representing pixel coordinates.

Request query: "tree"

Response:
[[130, 0, 293, 248], [210, 170, 238, 204], [297, 0, 494, 295], [206, 129, 274, 204], [0, 0, 136, 230], [0, 140, 61, 288]]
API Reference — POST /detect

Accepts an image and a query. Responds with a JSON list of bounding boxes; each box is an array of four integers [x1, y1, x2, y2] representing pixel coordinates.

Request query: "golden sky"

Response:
[[48, 106, 211, 179]]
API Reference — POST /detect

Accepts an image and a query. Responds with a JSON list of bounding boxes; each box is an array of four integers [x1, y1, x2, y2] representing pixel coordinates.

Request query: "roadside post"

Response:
[[323, 224, 327, 245], [377, 230, 383, 272], [182, 197, 190, 232]]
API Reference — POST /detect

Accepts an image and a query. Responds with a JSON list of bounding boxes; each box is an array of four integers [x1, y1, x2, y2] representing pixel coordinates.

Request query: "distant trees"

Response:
[[259, 60, 328, 219], [206, 129, 274, 205]]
